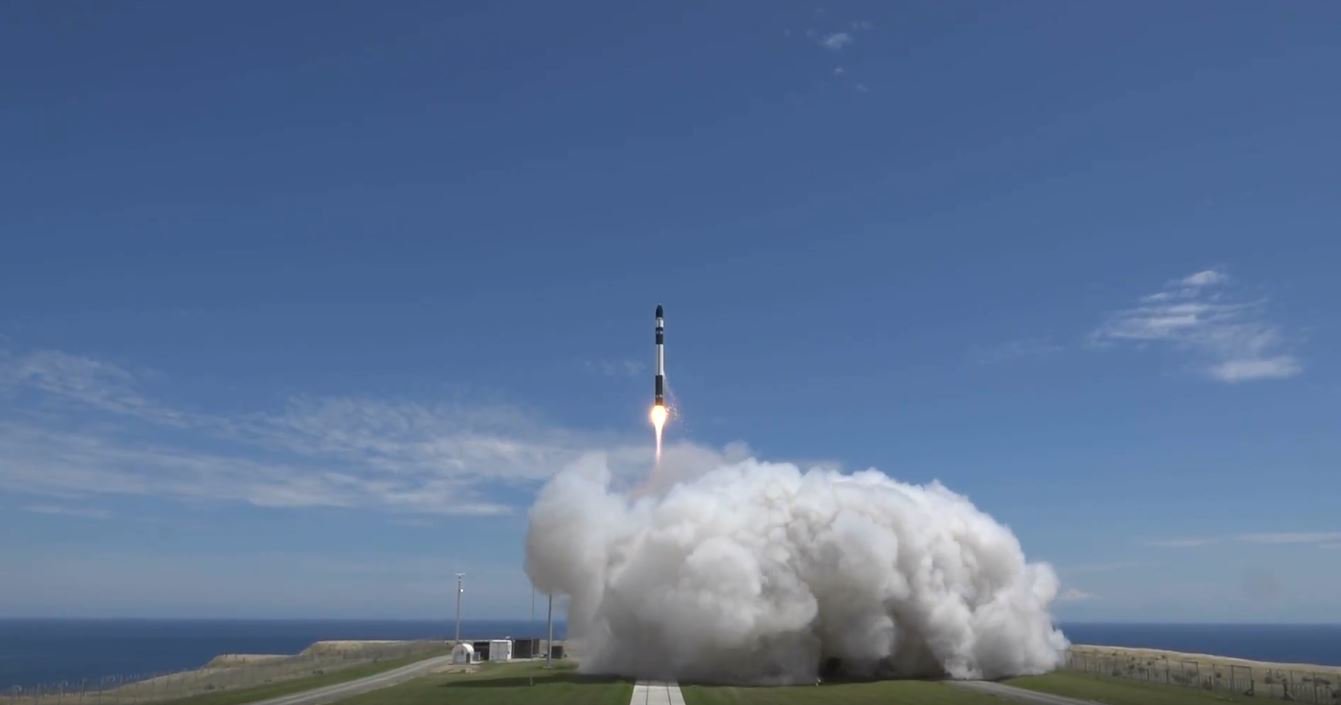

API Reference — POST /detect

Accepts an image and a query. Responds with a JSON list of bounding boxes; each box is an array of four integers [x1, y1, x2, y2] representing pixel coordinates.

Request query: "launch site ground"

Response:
[[307, 660, 1258, 705], [9, 647, 1291, 705], [20, 646, 1287, 705]]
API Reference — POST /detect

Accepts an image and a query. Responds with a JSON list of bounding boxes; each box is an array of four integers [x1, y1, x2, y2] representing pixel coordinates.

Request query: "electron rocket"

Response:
[[654, 304, 665, 407]]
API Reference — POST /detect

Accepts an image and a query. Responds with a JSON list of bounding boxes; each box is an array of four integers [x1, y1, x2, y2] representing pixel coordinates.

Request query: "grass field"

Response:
[[335, 661, 633, 705], [336, 667, 1268, 705], [679, 679, 1005, 705], [151, 648, 451, 705], [162, 659, 1279, 705], [1006, 671, 1257, 704]]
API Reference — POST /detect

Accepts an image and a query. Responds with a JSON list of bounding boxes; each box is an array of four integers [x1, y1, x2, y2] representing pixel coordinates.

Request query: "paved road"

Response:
[[952, 680, 1102, 705], [245, 654, 456, 705], [630, 680, 686, 705]]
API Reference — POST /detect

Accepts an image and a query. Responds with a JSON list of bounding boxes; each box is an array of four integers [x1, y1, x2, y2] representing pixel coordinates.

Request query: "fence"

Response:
[[1066, 646, 1340, 704], [2, 640, 448, 705]]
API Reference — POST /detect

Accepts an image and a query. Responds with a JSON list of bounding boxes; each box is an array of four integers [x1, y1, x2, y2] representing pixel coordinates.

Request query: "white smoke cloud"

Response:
[[525, 448, 1067, 684]]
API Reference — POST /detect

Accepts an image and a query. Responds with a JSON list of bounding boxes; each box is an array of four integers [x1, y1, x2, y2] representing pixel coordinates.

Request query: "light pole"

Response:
[[545, 593, 553, 667], [454, 573, 465, 643]]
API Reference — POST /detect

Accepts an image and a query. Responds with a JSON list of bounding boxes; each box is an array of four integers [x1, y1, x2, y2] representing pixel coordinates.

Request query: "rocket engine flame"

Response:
[[649, 403, 668, 460]]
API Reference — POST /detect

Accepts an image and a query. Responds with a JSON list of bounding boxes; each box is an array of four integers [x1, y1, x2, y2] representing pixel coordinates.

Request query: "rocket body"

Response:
[[654, 305, 665, 406]]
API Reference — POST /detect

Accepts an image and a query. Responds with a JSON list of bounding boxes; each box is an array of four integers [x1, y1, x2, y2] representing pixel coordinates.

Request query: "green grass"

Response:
[[335, 661, 632, 705], [1006, 671, 1256, 705], [680, 679, 1005, 705], [153, 648, 451, 705]]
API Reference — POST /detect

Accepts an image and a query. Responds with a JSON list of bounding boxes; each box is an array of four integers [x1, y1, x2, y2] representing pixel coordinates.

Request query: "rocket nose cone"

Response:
[[655, 305, 664, 318]]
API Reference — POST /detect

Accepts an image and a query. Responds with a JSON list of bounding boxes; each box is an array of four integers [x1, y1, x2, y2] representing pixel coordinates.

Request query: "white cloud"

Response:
[[1208, 357, 1301, 382], [1146, 537, 1219, 548], [851, 20, 874, 31], [23, 503, 111, 519], [1181, 269, 1228, 287], [1092, 269, 1301, 382], [1238, 532, 1341, 545], [833, 66, 846, 76], [820, 32, 852, 50], [1057, 587, 1097, 602]]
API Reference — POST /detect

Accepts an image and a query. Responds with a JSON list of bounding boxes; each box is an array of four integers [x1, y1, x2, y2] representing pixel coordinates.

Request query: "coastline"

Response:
[[1067, 643, 1339, 699], [1071, 643, 1341, 676]]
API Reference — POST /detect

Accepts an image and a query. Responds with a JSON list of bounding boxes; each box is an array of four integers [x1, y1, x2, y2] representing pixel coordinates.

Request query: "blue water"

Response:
[[0, 619, 566, 689], [1060, 623, 1341, 668], [3, 620, 1338, 689]]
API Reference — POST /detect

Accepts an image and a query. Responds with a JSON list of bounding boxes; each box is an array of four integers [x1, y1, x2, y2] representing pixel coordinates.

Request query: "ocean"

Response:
[[2, 620, 1338, 690], [0, 619, 565, 690]]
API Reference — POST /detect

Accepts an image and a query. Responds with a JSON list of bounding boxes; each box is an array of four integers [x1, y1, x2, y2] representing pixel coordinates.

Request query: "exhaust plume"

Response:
[[525, 448, 1067, 683]]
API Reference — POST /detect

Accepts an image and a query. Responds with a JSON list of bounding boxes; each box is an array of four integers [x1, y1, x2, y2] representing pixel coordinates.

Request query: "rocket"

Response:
[[654, 304, 665, 407]]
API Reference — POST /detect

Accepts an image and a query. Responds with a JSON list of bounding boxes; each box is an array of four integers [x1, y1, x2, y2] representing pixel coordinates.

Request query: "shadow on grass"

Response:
[[675, 658, 954, 689], [440, 673, 627, 689], [677, 675, 953, 689]]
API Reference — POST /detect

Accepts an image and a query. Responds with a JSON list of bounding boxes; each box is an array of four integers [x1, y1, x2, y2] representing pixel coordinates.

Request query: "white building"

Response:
[[487, 639, 513, 662], [451, 642, 475, 665]]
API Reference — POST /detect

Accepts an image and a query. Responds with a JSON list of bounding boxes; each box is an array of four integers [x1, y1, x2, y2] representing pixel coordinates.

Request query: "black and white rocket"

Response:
[[654, 304, 665, 407]]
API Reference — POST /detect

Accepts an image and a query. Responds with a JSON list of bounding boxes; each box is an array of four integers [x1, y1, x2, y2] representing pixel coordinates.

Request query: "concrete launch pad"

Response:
[[631, 680, 687, 705]]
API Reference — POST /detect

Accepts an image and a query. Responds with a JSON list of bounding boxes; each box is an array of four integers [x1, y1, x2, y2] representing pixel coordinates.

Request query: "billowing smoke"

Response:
[[525, 448, 1068, 684]]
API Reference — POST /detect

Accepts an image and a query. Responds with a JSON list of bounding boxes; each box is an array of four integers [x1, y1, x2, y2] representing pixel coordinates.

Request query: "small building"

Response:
[[472, 640, 491, 660], [451, 642, 475, 665], [488, 639, 513, 662], [513, 638, 542, 659]]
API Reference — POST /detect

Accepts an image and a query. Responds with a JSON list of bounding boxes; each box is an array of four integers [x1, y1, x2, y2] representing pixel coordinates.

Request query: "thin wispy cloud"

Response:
[[23, 503, 111, 519], [820, 32, 852, 51], [790, 18, 872, 92], [1092, 269, 1301, 383], [1180, 270, 1228, 287], [1147, 532, 1341, 548], [1238, 532, 1341, 545], [1146, 537, 1220, 548], [0, 346, 681, 517], [1057, 587, 1097, 602], [0, 350, 190, 425], [1062, 561, 1140, 574]]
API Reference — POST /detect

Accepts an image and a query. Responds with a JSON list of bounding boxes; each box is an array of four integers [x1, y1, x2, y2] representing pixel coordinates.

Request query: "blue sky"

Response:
[[2, 1, 1338, 622]]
